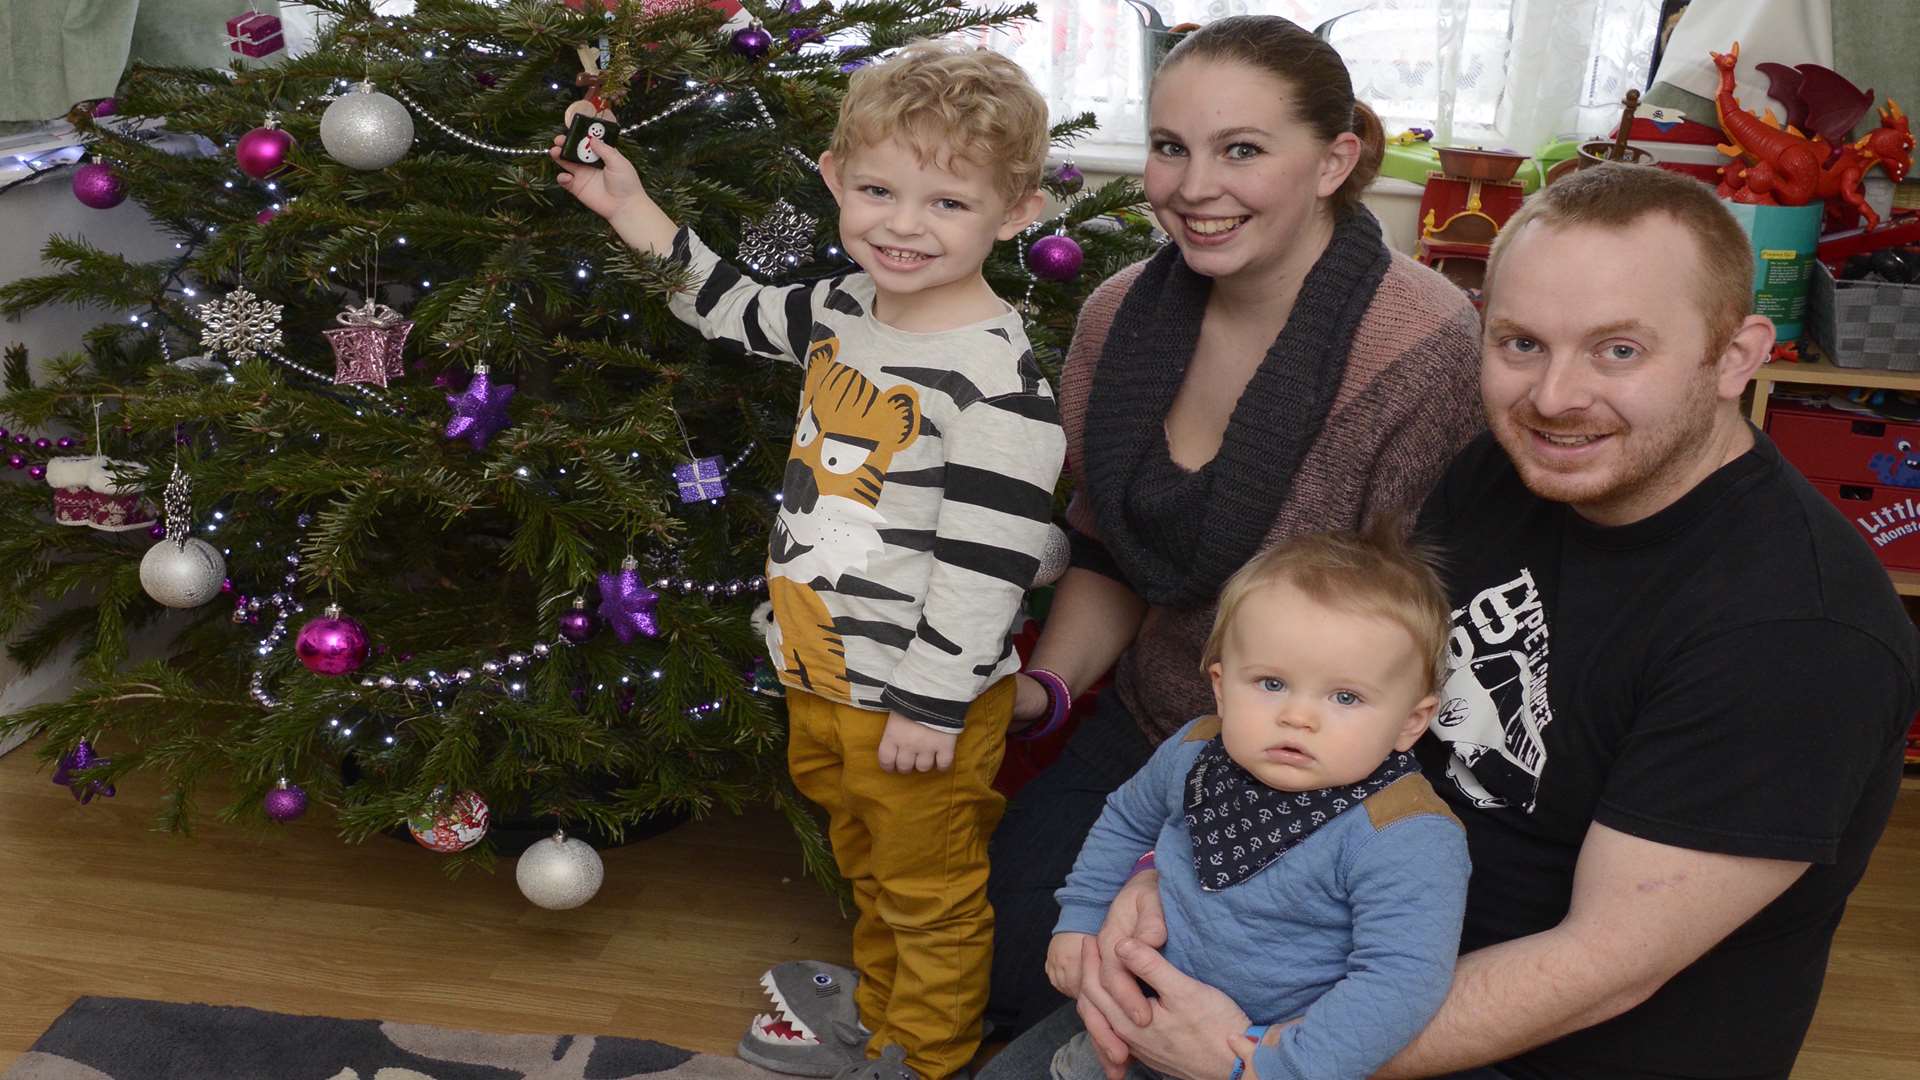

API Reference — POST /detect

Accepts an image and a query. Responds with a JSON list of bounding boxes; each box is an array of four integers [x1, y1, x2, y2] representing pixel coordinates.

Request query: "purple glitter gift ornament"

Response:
[[672, 455, 728, 503]]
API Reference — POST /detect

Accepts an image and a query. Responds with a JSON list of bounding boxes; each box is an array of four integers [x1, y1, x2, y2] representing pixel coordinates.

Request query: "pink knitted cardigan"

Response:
[[1059, 251, 1485, 742]]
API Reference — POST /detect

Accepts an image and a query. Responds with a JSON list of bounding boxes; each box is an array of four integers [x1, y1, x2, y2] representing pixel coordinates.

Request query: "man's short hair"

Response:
[[1201, 523, 1453, 693], [827, 40, 1050, 205], [1485, 164, 1755, 358]]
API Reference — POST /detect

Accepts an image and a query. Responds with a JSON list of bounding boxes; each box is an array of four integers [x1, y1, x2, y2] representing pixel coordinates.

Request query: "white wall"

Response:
[[0, 173, 181, 756]]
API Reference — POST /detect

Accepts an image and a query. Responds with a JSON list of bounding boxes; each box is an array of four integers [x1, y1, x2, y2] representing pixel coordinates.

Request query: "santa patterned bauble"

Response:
[[408, 790, 490, 853], [1029, 234, 1084, 282], [295, 604, 371, 676], [515, 829, 605, 909], [264, 779, 308, 822], [140, 536, 226, 608], [1033, 523, 1070, 588], [71, 160, 126, 210], [320, 82, 414, 170], [236, 121, 295, 179]]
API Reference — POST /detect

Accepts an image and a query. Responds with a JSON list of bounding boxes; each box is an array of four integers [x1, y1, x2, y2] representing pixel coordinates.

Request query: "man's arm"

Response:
[[1374, 821, 1807, 1077]]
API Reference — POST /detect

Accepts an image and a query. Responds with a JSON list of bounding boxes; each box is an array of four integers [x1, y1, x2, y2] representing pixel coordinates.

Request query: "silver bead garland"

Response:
[[389, 85, 720, 155]]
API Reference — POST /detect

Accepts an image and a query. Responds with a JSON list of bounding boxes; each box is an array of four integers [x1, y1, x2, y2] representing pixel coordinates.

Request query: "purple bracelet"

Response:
[[1012, 668, 1071, 742]]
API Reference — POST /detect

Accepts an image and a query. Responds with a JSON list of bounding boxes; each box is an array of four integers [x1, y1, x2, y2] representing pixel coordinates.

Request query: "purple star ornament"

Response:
[[444, 363, 515, 451], [51, 739, 116, 803], [596, 556, 661, 643]]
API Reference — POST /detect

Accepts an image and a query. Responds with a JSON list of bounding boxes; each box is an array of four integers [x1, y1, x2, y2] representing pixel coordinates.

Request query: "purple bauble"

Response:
[[558, 603, 597, 644], [5, 455, 23, 471], [788, 25, 821, 45], [473, 71, 498, 88], [72, 163, 127, 209], [236, 125, 295, 180], [264, 781, 308, 822], [56, 436, 76, 449], [91, 98, 118, 118], [783, 0, 807, 11], [731, 25, 774, 59], [148, 521, 166, 539], [1029, 233, 1084, 282], [1047, 162, 1085, 195], [11, 434, 26, 446], [295, 606, 371, 676], [27, 465, 45, 480], [32, 438, 50, 452]]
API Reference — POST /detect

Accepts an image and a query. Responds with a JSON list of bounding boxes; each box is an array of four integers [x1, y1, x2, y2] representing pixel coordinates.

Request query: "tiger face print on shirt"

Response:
[[766, 338, 921, 695]]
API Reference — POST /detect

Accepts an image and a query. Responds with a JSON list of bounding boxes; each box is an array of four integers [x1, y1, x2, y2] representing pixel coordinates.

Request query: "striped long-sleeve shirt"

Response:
[[667, 228, 1065, 730]]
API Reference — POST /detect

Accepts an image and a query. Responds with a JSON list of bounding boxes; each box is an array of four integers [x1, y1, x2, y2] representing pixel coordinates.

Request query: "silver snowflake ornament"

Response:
[[739, 198, 817, 277], [196, 287, 284, 361]]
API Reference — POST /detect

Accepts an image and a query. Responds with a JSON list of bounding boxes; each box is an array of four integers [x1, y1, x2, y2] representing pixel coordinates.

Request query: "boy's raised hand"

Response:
[[550, 132, 646, 223]]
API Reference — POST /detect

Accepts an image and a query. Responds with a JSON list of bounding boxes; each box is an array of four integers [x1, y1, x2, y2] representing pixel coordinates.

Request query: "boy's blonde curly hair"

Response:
[[828, 40, 1050, 205]]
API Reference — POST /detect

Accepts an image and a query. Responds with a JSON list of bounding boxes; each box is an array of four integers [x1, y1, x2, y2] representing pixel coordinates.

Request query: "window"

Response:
[[980, 0, 1660, 172]]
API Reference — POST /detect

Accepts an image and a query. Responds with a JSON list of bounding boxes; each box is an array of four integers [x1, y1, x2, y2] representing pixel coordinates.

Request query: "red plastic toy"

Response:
[[1712, 42, 1914, 231]]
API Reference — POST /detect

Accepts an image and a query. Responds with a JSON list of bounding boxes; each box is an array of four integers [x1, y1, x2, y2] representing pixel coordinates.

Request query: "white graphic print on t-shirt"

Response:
[[1431, 568, 1554, 812]]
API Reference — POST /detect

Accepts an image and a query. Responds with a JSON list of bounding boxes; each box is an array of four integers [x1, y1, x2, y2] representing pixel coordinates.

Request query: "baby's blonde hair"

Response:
[[1202, 522, 1453, 693], [828, 40, 1050, 205]]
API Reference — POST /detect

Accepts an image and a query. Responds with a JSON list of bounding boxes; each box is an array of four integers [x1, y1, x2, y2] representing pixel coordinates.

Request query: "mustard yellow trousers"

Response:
[[786, 678, 1013, 1079]]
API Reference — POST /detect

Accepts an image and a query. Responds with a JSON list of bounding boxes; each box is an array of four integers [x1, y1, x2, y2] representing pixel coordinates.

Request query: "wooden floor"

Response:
[[1, 743, 1916, 1078]]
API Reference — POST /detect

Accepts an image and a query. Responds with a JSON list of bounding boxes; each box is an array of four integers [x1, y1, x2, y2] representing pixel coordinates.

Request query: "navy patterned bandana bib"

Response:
[[1184, 737, 1418, 892]]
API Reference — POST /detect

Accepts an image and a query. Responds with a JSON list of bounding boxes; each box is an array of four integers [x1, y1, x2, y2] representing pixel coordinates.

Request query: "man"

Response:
[[1034, 163, 1917, 1080]]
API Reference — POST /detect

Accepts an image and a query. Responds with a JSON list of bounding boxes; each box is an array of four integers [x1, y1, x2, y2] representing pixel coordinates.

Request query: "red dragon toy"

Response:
[[1712, 42, 1914, 230]]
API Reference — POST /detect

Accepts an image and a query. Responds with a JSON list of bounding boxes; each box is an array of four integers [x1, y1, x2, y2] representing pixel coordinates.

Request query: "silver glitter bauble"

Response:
[[514, 830, 604, 910], [1032, 523, 1070, 588], [139, 537, 227, 608], [320, 83, 415, 170]]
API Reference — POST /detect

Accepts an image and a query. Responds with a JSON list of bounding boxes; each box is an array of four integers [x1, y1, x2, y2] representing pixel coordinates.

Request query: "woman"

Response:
[[984, 14, 1484, 1071]]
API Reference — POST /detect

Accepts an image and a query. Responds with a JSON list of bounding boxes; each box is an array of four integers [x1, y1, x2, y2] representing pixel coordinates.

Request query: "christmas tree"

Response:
[[0, 0, 1153, 879]]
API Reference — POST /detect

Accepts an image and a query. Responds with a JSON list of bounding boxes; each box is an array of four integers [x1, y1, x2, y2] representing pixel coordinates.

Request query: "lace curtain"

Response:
[[979, 0, 1662, 166]]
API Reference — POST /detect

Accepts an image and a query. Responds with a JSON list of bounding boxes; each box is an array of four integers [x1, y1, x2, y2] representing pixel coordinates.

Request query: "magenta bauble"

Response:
[[264, 780, 308, 822], [1029, 234, 1084, 282], [558, 597, 597, 643], [731, 25, 774, 59], [295, 605, 371, 676], [236, 125, 295, 179], [255, 207, 279, 225], [71, 163, 126, 209]]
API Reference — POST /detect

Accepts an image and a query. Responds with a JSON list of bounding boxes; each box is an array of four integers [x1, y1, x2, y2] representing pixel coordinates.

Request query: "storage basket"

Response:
[[1809, 259, 1920, 370]]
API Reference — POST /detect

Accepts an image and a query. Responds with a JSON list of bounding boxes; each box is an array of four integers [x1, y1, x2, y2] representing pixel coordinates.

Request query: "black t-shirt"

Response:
[[1414, 431, 1916, 1080]]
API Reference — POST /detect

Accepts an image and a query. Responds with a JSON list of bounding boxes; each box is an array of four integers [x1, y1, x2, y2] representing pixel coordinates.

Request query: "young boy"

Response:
[[1046, 529, 1470, 1080], [553, 42, 1062, 1080]]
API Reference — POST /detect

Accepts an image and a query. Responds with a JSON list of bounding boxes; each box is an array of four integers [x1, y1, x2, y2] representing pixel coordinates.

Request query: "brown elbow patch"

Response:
[[1363, 775, 1462, 831], [1183, 716, 1224, 742]]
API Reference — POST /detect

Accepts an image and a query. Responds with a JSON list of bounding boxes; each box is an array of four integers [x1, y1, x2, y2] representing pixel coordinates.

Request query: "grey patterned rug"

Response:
[[3, 996, 784, 1080]]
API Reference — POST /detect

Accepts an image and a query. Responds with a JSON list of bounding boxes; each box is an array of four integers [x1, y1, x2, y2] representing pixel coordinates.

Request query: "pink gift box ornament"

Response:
[[46, 456, 157, 532], [227, 11, 285, 58]]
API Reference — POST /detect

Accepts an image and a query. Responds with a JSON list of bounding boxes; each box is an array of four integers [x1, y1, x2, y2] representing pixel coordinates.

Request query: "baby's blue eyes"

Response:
[[1332, 691, 1362, 707], [1259, 677, 1285, 692]]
